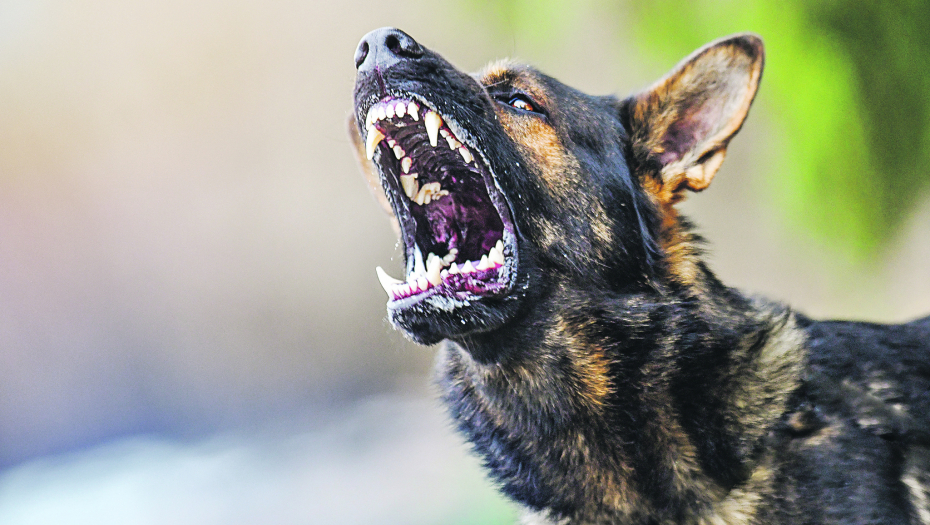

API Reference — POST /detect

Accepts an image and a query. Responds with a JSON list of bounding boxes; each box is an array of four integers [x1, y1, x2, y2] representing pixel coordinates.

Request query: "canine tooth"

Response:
[[400, 175, 419, 199], [377, 105, 387, 121], [395, 102, 406, 118], [376, 266, 402, 298], [401, 157, 412, 173], [393, 145, 405, 159], [408, 102, 419, 120], [427, 256, 442, 285], [448, 263, 460, 274], [413, 244, 426, 277], [386, 103, 395, 119], [365, 127, 385, 160], [425, 111, 442, 147], [459, 147, 473, 163]]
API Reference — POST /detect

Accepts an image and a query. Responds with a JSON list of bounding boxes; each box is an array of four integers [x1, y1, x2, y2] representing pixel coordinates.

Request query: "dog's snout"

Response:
[[355, 27, 423, 71]]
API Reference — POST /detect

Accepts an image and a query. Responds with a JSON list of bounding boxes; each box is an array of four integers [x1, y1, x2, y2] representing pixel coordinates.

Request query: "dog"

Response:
[[349, 27, 930, 525]]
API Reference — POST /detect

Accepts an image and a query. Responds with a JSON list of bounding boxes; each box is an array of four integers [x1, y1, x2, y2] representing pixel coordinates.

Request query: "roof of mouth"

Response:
[[364, 97, 515, 301]]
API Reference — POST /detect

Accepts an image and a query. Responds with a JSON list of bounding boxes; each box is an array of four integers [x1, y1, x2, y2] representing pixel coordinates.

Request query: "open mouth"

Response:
[[363, 96, 517, 306]]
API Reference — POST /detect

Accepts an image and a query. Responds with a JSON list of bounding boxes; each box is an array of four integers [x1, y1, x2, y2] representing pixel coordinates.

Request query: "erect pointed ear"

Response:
[[348, 115, 401, 234], [622, 33, 764, 205]]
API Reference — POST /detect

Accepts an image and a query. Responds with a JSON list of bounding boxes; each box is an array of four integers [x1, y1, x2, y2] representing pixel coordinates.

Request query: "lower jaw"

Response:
[[387, 291, 512, 345]]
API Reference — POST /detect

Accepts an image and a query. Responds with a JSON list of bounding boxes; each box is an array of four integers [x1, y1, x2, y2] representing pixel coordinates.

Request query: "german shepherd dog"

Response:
[[349, 28, 930, 524]]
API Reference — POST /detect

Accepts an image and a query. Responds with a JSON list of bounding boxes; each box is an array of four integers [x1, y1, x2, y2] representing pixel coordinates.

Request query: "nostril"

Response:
[[385, 34, 400, 53], [355, 28, 423, 72], [389, 31, 423, 59], [354, 41, 370, 69]]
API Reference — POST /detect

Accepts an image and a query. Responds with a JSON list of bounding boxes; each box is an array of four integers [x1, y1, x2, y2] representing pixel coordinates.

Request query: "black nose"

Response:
[[355, 27, 424, 72]]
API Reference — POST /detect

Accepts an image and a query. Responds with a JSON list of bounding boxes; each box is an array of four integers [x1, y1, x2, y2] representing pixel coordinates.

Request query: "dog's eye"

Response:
[[507, 95, 537, 113]]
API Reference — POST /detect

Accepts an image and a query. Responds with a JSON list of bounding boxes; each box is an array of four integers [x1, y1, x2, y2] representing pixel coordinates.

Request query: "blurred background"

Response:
[[0, 0, 927, 523]]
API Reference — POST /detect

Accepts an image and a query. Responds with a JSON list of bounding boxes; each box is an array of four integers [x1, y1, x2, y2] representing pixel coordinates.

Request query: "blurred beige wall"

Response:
[[0, 0, 927, 468]]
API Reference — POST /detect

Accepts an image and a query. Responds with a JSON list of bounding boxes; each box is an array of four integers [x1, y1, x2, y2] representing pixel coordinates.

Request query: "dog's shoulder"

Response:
[[761, 316, 930, 525], [795, 314, 930, 434]]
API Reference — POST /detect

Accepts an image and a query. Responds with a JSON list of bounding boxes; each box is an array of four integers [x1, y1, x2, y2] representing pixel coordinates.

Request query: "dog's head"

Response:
[[350, 28, 763, 346]]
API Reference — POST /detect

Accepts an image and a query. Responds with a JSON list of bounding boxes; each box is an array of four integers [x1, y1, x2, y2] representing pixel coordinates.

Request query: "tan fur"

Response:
[[629, 34, 763, 204], [904, 448, 930, 525], [482, 64, 614, 251], [726, 313, 805, 447], [699, 464, 773, 525]]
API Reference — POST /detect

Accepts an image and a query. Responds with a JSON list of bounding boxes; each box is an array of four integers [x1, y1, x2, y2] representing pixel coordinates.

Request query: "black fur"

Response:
[[351, 28, 930, 524]]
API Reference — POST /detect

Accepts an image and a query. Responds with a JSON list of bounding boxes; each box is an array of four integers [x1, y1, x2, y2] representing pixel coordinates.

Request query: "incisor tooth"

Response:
[[386, 103, 395, 119], [365, 127, 385, 160], [376, 266, 402, 298], [395, 102, 406, 118], [424, 111, 442, 147], [408, 102, 419, 120], [377, 106, 387, 121], [401, 157, 412, 173]]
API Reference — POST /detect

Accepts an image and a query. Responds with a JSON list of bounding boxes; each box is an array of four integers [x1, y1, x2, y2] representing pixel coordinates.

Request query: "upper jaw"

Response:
[[357, 91, 520, 319]]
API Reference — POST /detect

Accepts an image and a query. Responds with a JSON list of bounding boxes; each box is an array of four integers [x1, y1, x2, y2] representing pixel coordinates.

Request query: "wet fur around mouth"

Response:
[[350, 28, 930, 525]]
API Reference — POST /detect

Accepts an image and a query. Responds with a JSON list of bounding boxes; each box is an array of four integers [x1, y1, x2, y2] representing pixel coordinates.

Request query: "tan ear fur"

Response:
[[628, 34, 764, 204], [347, 115, 401, 235]]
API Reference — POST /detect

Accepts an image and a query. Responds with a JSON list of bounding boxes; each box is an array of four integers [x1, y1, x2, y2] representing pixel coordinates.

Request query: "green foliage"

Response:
[[631, 0, 930, 258], [464, 0, 930, 258]]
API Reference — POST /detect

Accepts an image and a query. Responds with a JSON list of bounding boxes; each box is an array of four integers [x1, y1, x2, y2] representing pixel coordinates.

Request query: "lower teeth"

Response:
[[375, 245, 505, 299]]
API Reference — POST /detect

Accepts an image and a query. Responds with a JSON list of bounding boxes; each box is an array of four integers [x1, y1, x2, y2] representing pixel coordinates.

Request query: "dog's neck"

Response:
[[440, 264, 806, 523]]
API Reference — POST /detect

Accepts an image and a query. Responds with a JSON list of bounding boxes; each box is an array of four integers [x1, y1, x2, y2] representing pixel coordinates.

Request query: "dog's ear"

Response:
[[622, 34, 763, 205], [348, 115, 401, 234]]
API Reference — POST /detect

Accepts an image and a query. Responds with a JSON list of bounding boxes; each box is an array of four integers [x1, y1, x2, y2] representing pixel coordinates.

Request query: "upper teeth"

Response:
[[365, 127, 384, 160], [424, 111, 442, 147], [365, 99, 498, 301], [363, 99, 475, 204], [375, 239, 508, 300]]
